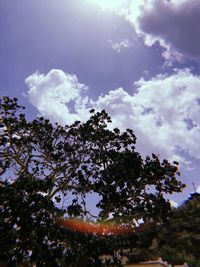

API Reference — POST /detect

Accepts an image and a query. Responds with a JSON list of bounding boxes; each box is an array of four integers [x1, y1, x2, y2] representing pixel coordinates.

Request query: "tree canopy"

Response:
[[0, 96, 187, 266]]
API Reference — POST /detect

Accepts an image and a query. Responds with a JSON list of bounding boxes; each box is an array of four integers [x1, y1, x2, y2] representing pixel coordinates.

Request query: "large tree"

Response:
[[0, 96, 186, 266]]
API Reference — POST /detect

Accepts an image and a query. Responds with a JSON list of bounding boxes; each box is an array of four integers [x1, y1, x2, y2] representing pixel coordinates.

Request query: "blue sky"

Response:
[[1, 0, 200, 206]]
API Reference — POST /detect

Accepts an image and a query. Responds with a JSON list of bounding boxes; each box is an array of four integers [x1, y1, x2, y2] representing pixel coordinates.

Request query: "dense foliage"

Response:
[[156, 193, 200, 266], [0, 177, 69, 266], [0, 96, 187, 266]]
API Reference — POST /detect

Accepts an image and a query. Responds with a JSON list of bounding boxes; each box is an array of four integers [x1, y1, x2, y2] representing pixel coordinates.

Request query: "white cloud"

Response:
[[26, 68, 200, 166], [169, 200, 179, 208], [88, 0, 200, 62], [109, 39, 131, 53], [25, 69, 90, 125], [118, 0, 200, 63], [197, 186, 200, 194], [86, 0, 146, 34], [87, 0, 134, 14], [94, 69, 200, 164]]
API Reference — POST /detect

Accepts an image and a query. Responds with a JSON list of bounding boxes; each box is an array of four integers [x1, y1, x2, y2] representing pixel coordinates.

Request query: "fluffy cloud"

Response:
[[137, 0, 200, 62], [119, 0, 200, 63], [25, 69, 90, 125], [26, 69, 200, 166], [89, 0, 200, 62], [109, 39, 131, 53], [94, 69, 200, 164]]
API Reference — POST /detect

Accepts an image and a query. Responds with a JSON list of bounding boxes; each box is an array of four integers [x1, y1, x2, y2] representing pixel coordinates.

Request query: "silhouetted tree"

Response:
[[0, 96, 186, 266]]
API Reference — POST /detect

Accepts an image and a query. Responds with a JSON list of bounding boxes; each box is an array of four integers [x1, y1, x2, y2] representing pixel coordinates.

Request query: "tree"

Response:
[[0, 96, 186, 266], [0, 177, 70, 266], [154, 193, 200, 266], [0, 176, 114, 267]]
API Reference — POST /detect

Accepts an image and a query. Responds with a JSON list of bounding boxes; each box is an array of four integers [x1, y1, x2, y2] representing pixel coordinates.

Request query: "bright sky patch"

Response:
[[87, 0, 126, 12]]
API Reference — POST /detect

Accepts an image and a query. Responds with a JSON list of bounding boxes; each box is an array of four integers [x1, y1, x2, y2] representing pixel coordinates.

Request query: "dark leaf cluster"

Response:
[[0, 97, 187, 266]]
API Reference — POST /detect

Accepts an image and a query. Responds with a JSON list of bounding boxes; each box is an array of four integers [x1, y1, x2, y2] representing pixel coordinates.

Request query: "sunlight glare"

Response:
[[86, 0, 146, 28], [87, 0, 127, 12]]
